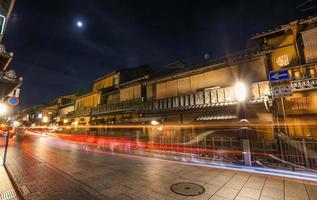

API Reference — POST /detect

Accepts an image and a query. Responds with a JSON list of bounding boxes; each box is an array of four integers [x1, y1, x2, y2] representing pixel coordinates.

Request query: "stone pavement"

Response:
[[4, 134, 317, 200], [5, 148, 105, 200]]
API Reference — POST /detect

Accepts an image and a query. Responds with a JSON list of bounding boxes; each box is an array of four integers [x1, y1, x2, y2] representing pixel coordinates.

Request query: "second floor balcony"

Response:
[[67, 107, 91, 118], [289, 63, 317, 92], [142, 81, 270, 113], [92, 98, 143, 115]]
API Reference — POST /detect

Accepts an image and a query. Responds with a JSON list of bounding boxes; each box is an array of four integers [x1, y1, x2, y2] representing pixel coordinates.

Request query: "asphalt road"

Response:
[[4, 132, 317, 200]]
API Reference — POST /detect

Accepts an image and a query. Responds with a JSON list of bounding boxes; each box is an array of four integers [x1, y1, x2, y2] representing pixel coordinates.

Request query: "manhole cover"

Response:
[[170, 182, 205, 196]]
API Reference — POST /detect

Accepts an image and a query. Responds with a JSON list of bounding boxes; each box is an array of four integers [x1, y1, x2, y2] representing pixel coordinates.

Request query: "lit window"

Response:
[[291, 69, 301, 80], [307, 66, 316, 78]]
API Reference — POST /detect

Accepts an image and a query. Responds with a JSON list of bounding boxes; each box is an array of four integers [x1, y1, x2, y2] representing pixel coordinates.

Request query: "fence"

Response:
[[252, 138, 317, 170], [157, 134, 317, 170]]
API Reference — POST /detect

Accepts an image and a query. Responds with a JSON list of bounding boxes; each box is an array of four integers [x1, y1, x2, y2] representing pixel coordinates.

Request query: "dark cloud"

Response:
[[2, 0, 314, 108]]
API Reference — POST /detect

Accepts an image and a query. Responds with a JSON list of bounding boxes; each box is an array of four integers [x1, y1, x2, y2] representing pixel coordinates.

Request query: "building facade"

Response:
[[18, 16, 317, 142], [0, 0, 22, 106], [252, 16, 317, 138]]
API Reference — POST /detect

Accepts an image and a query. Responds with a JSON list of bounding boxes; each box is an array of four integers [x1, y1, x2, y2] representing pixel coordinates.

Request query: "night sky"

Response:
[[2, 0, 316, 108]]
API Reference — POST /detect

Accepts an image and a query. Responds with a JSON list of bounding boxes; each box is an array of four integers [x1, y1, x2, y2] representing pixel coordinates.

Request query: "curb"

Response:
[[4, 164, 25, 200]]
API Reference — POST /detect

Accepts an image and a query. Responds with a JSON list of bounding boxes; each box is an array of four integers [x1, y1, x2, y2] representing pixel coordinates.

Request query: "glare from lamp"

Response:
[[42, 116, 49, 123], [234, 82, 247, 102], [157, 126, 163, 131], [150, 120, 160, 125], [72, 121, 78, 126], [13, 121, 20, 127], [0, 103, 9, 116]]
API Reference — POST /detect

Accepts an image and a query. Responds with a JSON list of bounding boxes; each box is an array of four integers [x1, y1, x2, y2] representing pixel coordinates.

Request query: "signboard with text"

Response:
[[269, 70, 292, 98], [0, 14, 6, 34]]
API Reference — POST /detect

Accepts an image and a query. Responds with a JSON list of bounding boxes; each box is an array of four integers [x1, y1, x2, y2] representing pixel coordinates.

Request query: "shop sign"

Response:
[[276, 54, 291, 67], [269, 70, 292, 98]]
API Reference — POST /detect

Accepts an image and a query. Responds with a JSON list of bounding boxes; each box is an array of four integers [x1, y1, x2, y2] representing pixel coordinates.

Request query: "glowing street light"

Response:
[[150, 120, 160, 125], [0, 103, 9, 116], [13, 121, 20, 127], [72, 121, 78, 126], [234, 82, 247, 102], [42, 116, 49, 123]]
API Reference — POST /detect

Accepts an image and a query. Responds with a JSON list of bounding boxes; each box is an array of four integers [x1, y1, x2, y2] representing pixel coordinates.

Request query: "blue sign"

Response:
[[7, 97, 19, 106], [269, 70, 289, 81]]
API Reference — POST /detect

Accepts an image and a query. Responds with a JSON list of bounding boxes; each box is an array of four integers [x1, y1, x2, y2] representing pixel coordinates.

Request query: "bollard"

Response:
[[242, 139, 252, 166], [302, 139, 310, 168]]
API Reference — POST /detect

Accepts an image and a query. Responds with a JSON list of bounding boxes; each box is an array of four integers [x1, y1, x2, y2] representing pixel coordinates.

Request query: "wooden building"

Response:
[[141, 50, 272, 139], [252, 16, 317, 138]]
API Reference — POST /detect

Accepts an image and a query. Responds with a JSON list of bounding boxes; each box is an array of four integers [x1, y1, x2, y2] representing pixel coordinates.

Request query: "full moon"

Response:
[[76, 21, 83, 28]]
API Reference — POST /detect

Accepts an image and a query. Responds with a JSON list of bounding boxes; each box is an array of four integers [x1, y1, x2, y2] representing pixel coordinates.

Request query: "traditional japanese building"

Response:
[[61, 65, 152, 127], [252, 16, 317, 138], [0, 0, 22, 103], [17, 16, 317, 142], [52, 93, 79, 125], [141, 50, 272, 139]]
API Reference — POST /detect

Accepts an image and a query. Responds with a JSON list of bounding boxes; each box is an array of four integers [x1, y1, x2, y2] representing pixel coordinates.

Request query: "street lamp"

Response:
[[42, 116, 49, 123], [234, 82, 252, 166], [150, 120, 160, 126], [0, 103, 9, 116], [234, 82, 247, 102]]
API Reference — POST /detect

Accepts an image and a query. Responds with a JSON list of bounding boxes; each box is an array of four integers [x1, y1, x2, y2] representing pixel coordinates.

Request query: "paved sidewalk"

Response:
[[0, 164, 19, 200], [4, 134, 317, 200], [5, 148, 106, 200]]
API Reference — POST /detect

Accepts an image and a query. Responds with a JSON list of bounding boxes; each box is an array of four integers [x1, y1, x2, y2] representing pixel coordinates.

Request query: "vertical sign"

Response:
[[269, 70, 292, 98], [0, 14, 6, 34]]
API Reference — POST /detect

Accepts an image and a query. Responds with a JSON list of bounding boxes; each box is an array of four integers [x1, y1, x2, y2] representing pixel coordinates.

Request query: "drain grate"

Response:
[[170, 182, 205, 196], [0, 189, 17, 200], [19, 185, 30, 195]]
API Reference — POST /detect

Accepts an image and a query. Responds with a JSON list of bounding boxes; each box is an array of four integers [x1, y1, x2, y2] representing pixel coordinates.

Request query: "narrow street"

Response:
[[3, 132, 317, 200]]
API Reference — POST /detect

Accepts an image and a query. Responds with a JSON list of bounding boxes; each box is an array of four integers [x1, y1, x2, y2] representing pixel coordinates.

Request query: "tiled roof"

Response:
[[251, 15, 317, 40], [147, 47, 264, 84]]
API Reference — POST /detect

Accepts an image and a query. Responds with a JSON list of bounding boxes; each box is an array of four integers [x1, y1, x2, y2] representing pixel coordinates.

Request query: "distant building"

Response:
[[61, 65, 153, 126], [14, 104, 47, 126], [51, 93, 79, 124]]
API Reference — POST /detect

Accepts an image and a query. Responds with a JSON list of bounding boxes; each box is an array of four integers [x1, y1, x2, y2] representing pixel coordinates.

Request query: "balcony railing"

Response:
[[291, 77, 317, 91], [289, 63, 317, 91], [92, 98, 143, 115], [67, 107, 91, 117], [142, 81, 270, 113]]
